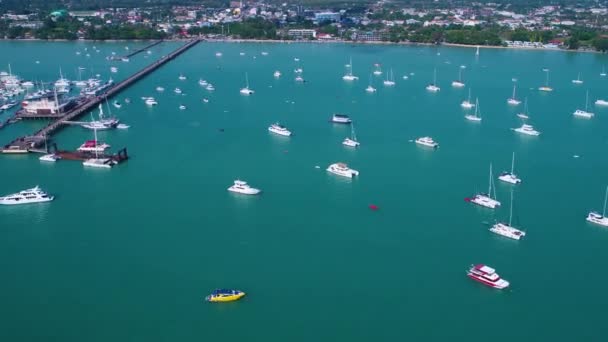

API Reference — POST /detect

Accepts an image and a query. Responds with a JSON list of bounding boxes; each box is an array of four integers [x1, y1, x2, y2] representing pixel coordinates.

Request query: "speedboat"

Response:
[[273, 71, 281, 78], [174, 87, 182, 94], [327, 163, 359, 178], [268, 123, 292, 136], [415, 137, 439, 148], [573, 109, 594, 119], [513, 124, 540, 136], [587, 212, 608, 227], [365, 85, 377, 93], [0, 186, 54, 205], [595, 99, 608, 106], [468, 194, 501, 209], [145, 97, 157, 106], [490, 222, 526, 240], [498, 172, 521, 184], [331, 114, 352, 124], [39, 154, 60, 162], [467, 264, 510, 289], [83, 158, 116, 169], [205, 289, 245, 302], [77, 140, 110, 152], [227, 180, 261, 195]]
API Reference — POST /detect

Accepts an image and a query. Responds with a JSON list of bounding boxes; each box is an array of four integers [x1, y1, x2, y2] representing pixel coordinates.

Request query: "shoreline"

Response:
[[1, 37, 604, 54]]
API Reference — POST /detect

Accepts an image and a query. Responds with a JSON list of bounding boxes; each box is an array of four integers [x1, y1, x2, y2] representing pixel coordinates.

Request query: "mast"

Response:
[[524, 97, 528, 114], [475, 98, 479, 117], [93, 127, 99, 159], [245, 72, 249, 88], [511, 152, 515, 174], [512, 84, 516, 99], [350, 57, 353, 76], [509, 188, 514, 226], [603, 185, 608, 217], [458, 67, 462, 82], [468, 88, 471, 102], [351, 123, 357, 141], [585, 90, 589, 111], [488, 163, 493, 196], [546, 69, 550, 86], [433, 68, 437, 84]]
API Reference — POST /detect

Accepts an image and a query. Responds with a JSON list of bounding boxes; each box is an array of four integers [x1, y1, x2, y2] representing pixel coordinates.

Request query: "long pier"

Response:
[[3, 39, 201, 153], [108, 40, 163, 61]]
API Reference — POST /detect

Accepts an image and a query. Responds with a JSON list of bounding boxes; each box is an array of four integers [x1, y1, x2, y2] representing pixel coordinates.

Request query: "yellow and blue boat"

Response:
[[205, 289, 245, 303]]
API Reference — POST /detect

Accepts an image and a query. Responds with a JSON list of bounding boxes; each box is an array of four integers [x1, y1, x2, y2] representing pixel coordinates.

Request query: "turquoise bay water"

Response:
[[1, 41, 608, 341]]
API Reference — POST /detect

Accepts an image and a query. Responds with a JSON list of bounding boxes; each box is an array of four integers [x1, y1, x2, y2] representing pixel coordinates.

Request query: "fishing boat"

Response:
[[573, 90, 594, 119], [0, 186, 54, 205], [587, 186, 608, 227], [205, 289, 245, 302], [467, 264, 510, 289], [464, 98, 482, 122], [426, 68, 440, 92], [498, 152, 522, 184], [451, 67, 465, 88], [343, 124, 360, 147], [507, 84, 521, 105], [467, 163, 501, 209], [490, 189, 526, 240], [538, 69, 553, 92], [461, 88, 475, 109], [240, 73, 254, 95]]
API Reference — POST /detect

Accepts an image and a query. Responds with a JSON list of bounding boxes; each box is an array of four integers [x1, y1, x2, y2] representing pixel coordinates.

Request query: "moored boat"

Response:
[[467, 264, 510, 289]]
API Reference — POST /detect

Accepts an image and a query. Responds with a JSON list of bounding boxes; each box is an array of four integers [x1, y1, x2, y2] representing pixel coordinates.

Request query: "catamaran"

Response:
[[343, 123, 360, 147], [426, 68, 440, 92], [82, 127, 117, 169], [507, 84, 521, 105], [513, 123, 540, 136], [465, 98, 482, 122], [490, 189, 526, 240], [451, 67, 465, 88], [342, 57, 358, 81], [573, 90, 594, 118], [240, 72, 254, 95], [373, 64, 382, 76], [467, 163, 501, 209], [461, 88, 475, 109], [587, 186, 608, 227], [539, 69, 553, 92], [498, 152, 522, 184], [572, 72, 583, 84], [365, 74, 377, 93], [517, 98, 530, 119], [383, 69, 395, 86]]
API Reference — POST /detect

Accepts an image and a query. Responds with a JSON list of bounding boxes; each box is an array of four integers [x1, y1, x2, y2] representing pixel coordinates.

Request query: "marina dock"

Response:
[[108, 40, 163, 61], [2, 39, 201, 154]]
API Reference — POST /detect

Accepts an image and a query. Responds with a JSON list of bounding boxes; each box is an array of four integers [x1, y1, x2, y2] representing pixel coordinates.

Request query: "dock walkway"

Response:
[[109, 40, 163, 61]]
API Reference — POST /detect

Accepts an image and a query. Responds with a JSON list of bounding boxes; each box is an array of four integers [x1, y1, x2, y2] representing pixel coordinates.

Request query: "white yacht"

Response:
[[513, 124, 540, 136], [498, 152, 522, 184], [426, 68, 440, 92], [415, 137, 439, 148], [295, 75, 304, 82], [77, 126, 111, 153], [572, 72, 583, 84], [268, 123, 292, 136], [145, 97, 158, 106], [174, 87, 182, 94], [464, 98, 482, 122], [573, 90, 594, 119], [451, 67, 465, 88], [83, 158, 116, 169], [383, 69, 395, 86], [365, 85, 377, 93], [343, 124, 360, 147], [327, 163, 359, 178], [490, 189, 526, 240], [342, 57, 359, 81], [39, 154, 60, 162], [587, 186, 608, 227], [227, 180, 261, 195], [294, 68, 303, 74], [240, 73, 254, 95], [539, 69, 553, 92], [0, 186, 54, 205], [461, 88, 475, 109], [331, 114, 352, 124], [81, 104, 119, 130], [206, 84, 215, 91], [54, 68, 70, 88], [274, 71, 281, 78], [178, 74, 186, 81], [468, 164, 501, 209], [507, 84, 521, 105], [596, 99, 608, 106], [156, 86, 165, 92]]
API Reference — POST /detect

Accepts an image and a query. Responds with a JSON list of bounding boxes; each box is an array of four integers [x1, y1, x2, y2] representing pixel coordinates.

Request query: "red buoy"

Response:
[[369, 204, 379, 211], [464, 198, 471, 202]]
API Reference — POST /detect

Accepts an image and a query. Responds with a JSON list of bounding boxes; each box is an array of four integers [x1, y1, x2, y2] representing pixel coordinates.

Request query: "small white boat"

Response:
[[426, 68, 440, 92], [113, 101, 121, 109], [156, 86, 165, 92], [595, 99, 608, 106], [295, 75, 304, 82], [468, 164, 501, 209], [327, 163, 359, 178], [216, 52, 223, 57], [268, 123, 292, 136], [461, 88, 475, 109], [464, 98, 482, 122], [451, 67, 465, 87], [206, 84, 215, 91], [273, 71, 281, 78], [239, 52, 245, 56], [513, 124, 540, 136], [507, 84, 521, 105], [294, 68, 303, 74], [83, 158, 116, 169], [365, 85, 377, 93], [179, 105, 186, 110], [110, 67, 118, 73], [240, 73, 254, 95], [573, 90, 594, 119], [39, 154, 60, 162], [490, 189, 526, 240], [342, 57, 359, 81], [261, 52, 269, 56], [587, 186, 608, 227], [343, 124, 360, 147], [178, 74, 187, 81], [0, 186, 54, 205], [174, 87, 182, 94], [572, 72, 583, 84], [198, 79, 208, 86], [145, 97, 158, 106], [331, 114, 352, 124], [228, 180, 261, 195], [415, 137, 439, 148], [498, 152, 522, 184]]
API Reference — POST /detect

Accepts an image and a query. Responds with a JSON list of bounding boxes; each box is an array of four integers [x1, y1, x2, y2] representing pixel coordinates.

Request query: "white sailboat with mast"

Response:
[[587, 186, 608, 227], [343, 123, 360, 147], [383, 68, 395, 86], [539, 69, 553, 92], [467, 163, 501, 209], [464, 98, 482, 122], [342, 57, 358, 81], [426, 68, 440, 92], [517, 98, 530, 119], [507, 83, 521, 105], [573, 90, 594, 118], [451, 67, 465, 87], [461, 88, 475, 109], [572, 72, 583, 84], [365, 74, 377, 93], [498, 152, 522, 184], [82, 127, 116, 168], [490, 189, 526, 240], [240, 72, 254, 95]]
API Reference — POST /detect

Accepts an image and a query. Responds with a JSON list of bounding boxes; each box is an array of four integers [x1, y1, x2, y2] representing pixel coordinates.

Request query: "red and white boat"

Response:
[[77, 139, 110, 153], [467, 264, 510, 289]]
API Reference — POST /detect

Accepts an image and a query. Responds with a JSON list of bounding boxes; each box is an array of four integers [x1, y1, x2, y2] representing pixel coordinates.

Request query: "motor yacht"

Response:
[[331, 114, 352, 124], [513, 124, 540, 136], [327, 163, 359, 178], [206, 84, 215, 91], [227, 180, 261, 195], [415, 137, 439, 148], [205, 289, 245, 302], [77, 139, 110, 152], [268, 123, 292, 136], [467, 264, 510, 289], [0, 186, 54, 205]]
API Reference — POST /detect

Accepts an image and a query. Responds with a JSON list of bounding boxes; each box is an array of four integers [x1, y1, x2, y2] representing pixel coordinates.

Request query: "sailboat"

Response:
[[573, 90, 594, 118], [343, 124, 360, 147], [383, 69, 395, 86], [82, 127, 116, 168], [373, 64, 382, 76], [54, 67, 70, 88], [451, 67, 465, 87], [465, 98, 482, 122], [365, 74, 377, 93], [39, 136, 61, 162], [426, 68, 440, 92], [240, 72, 254, 95], [461, 88, 475, 109], [539, 69, 553, 92], [587, 186, 608, 226], [178, 73, 186, 81], [507, 84, 521, 105], [342, 57, 358, 81], [498, 152, 522, 184], [475, 46, 480, 56], [572, 72, 583, 84], [517, 98, 530, 119], [490, 189, 526, 240], [81, 103, 119, 130], [74, 67, 88, 87], [467, 163, 501, 209], [601, 66, 607, 77]]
